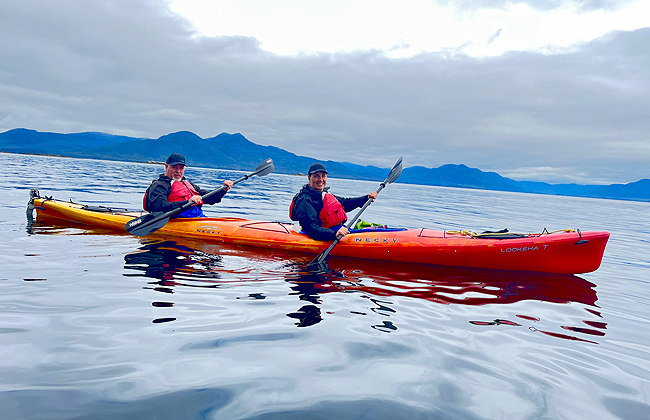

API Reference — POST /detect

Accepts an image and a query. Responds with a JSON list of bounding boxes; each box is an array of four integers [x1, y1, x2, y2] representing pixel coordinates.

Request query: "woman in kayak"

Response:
[[144, 153, 234, 218], [290, 163, 377, 240]]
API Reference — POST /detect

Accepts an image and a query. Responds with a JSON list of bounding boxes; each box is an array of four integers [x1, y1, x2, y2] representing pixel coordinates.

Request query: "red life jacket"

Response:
[[290, 191, 346, 228], [319, 192, 347, 228], [143, 179, 199, 210], [168, 179, 199, 202]]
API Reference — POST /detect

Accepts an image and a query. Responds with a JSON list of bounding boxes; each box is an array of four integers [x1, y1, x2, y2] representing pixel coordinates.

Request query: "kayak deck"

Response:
[[30, 195, 610, 274]]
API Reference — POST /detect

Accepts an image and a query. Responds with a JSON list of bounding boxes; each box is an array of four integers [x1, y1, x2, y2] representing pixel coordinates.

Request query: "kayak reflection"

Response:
[[29, 219, 605, 341], [120, 238, 606, 340]]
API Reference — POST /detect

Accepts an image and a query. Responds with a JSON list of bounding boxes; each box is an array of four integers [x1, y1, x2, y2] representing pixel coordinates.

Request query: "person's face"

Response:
[[308, 171, 327, 191], [165, 164, 185, 181]]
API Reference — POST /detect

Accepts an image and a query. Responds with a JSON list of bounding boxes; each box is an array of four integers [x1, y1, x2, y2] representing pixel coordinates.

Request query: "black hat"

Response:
[[308, 163, 328, 175], [166, 153, 186, 166]]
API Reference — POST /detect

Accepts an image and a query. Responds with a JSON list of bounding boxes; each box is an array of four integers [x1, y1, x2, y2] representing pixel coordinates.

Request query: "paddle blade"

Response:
[[254, 158, 274, 177], [309, 241, 337, 267], [307, 258, 330, 271], [385, 156, 402, 185], [126, 212, 170, 236]]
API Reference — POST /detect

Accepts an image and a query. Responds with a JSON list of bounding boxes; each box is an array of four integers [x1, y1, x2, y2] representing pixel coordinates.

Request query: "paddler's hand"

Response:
[[336, 226, 350, 238], [223, 180, 234, 191], [368, 191, 378, 201], [188, 195, 203, 205]]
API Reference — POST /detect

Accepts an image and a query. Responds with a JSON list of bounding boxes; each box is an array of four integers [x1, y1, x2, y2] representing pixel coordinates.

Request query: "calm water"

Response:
[[1, 153, 649, 420]]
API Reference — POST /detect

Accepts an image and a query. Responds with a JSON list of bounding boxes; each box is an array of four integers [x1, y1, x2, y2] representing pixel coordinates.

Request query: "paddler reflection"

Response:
[[124, 240, 224, 285], [284, 265, 400, 331], [284, 266, 343, 328]]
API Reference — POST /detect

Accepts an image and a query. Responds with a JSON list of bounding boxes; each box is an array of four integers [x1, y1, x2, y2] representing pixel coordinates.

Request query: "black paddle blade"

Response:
[[310, 240, 338, 266], [305, 259, 330, 272], [254, 158, 274, 177], [126, 212, 169, 236], [385, 156, 402, 185]]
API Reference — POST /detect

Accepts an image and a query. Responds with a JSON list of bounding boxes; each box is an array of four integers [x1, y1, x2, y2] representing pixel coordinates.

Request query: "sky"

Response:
[[1, 0, 649, 185]]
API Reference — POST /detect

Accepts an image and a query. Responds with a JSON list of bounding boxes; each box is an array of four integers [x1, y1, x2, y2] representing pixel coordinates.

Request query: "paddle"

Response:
[[126, 158, 274, 236], [308, 156, 403, 267]]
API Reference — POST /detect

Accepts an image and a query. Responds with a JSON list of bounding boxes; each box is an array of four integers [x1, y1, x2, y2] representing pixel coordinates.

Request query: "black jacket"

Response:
[[144, 174, 227, 213], [290, 184, 367, 241]]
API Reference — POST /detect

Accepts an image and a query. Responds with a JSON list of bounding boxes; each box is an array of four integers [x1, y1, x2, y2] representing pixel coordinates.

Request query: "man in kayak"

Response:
[[144, 153, 234, 218], [290, 163, 377, 240]]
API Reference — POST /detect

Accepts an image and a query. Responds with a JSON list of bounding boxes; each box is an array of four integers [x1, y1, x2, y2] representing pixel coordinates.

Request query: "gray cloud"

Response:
[[1, 1, 648, 184], [439, 0, 632, 12]]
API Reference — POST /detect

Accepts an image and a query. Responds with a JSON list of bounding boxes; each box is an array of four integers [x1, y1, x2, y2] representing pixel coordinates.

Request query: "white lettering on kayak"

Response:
[[197, 228, 221, 235], [501, 246, 540, 253], [354, 238, 398, 243]]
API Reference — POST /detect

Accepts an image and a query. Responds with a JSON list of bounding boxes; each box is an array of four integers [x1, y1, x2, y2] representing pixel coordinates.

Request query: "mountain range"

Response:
[[1, 128, 648, 202]]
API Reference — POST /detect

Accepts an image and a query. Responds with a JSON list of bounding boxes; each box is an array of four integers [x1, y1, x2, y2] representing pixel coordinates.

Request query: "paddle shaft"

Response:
[[125, 181, 235, 236], [311, 182, 386, 266], [309, 157, 402, 267], [170, 172, 250, 217]]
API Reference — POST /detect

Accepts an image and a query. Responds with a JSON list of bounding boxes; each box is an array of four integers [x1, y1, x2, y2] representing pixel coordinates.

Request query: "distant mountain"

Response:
[[0, 128, 144, 155], [590, 179, 650, 201], [400, 164, 527, 192], [518, 181, 598, 196], [1, 128, 648, 202]]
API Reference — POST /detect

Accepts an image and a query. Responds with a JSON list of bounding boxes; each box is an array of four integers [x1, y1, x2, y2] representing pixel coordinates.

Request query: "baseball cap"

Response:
[[166, 153, 186, 166], [308, 163, 328, 175]]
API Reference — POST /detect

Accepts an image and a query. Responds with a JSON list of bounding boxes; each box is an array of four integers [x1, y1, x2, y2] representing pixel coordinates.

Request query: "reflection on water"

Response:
[[122, 237, 606, 342], [28, 217, 607, 342]]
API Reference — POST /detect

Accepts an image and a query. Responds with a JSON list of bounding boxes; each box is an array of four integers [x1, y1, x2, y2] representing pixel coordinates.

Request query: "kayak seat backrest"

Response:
[[473, 233, 530, 239], [349, 227, 408, 233], [295, 227, 407, 236], [81, 205, 131, 213]]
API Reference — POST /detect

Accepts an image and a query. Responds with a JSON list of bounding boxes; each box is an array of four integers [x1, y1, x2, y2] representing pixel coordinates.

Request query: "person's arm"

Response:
[[193, 180, 233, 205], [337, 194, 370, 212], [303, 218, 338, 241], [147, 181, 187, 213]]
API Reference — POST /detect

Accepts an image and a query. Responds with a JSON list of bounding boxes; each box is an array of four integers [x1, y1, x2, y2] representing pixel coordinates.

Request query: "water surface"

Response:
[[1, 153, 649, 419]]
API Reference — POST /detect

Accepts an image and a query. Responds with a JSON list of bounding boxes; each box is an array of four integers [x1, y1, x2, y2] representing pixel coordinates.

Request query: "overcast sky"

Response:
[[1, 0, 649, 184]]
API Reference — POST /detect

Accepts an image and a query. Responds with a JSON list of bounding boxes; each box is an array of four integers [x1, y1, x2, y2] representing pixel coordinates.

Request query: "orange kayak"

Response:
[[30, 195, 609, 274]]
